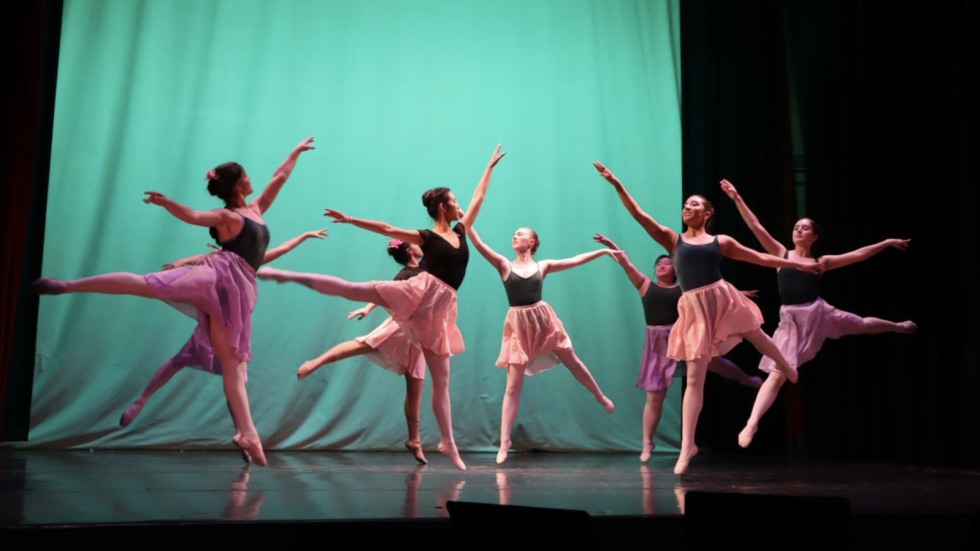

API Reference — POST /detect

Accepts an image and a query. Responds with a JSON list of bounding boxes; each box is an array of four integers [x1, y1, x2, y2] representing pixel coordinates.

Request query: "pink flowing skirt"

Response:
[[667, 279, 762, 362], [495, 300, 572, 376], [145, 251, 256, 376], [758, 297, 865, 374], [356, 316, 427, 379], [374, 272, 464, 357]]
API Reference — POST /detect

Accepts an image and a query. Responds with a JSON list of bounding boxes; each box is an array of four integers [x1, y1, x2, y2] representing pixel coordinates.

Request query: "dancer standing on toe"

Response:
[[33, 136, 318, 466], [466, 226, 617, 464], [118, 228, 328, 430], [258, 144, 508, 471], [719, 179, 916, 448], [593, 233, 763, 463], [296, 239, 429, 464], [593, 161, 820, 474]]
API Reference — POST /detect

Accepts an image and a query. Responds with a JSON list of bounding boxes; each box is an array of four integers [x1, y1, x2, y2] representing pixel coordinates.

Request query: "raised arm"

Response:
[[719, 179, 785, 257], [593, 161, 678, 252], [467, 226, 509, 277], [593, 233, 649, 292], [458, 144, 506, 230], [719, 235, 821, 274], [251, 136, 316, 214], [262, 229, 328, 264], [819, 238, 910, 272], [324, 209, 423, 245], [143, 191, 239, 228], [539, 248, 619, 277]]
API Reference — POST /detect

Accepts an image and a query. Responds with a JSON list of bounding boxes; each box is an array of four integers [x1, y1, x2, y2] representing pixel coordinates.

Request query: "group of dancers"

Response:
[[32, 137, 916, 475]]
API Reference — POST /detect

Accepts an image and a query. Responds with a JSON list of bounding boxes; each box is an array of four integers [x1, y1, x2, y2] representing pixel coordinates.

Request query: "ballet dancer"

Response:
[[257, 144, 507, 470], [466, 225, 617, 464], [719, 178, 916, 448], [593, 161, 820, 474], [34, 136, 317, 466]]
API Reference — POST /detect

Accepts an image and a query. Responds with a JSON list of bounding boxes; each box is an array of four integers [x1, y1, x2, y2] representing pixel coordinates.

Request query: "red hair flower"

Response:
[[205, 169, 218, 181]]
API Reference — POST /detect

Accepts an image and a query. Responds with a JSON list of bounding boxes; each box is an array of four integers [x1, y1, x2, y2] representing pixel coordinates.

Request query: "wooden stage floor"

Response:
[[1, 448, 978, 549]]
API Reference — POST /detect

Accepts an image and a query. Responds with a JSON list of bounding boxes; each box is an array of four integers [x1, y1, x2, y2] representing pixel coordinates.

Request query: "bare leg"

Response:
[[553, 348, 615, 413], [33, 273, 158, 298], [120, 359, 184, 427], [675, 356, 708, 475], [641, 389, 667, 462], [257, 268, 385, 305], [852, 317, 917, 335], [297, 340, 373, 380], [209, 316, 266, 467], [742, 328, 799, 384], [497, 365, 526, 464], [404, 375, 427, 464], [738, 372, 787, 448], [707, 356, 763, 388], [425, 350, 465, 470]]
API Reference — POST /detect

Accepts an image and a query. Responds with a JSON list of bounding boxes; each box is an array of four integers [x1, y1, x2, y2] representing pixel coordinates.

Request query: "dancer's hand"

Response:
[[797, 260, 822, 275], [720, 179, 739, 200], [740, 289, 760, 300], [143, 191, 169, 206], [488, 144, 507, 168], [888, 238, 911, 251], [304, 229, 328, 239], [295, 136, 316, 153], [593, 232, 620, 250], [593, 161, 621, 186], [324, 209, 352, 223], [348, 306, 372, 320]]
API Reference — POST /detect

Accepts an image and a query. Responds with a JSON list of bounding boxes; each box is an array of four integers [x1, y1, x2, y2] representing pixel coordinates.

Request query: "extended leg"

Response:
[[120, 359, 184, 427], [496, 365, 526, 464], [707, 356, 763, 388], [675, 356, 708, 475], [210, 316, 266, 467], [257, 268, 385, 305], [738, 372, 787, 448], [742, 328, 798, 384], [404, 375, 427, 464], [297, 340, 373, 379], [641, 389, 667, 462], [553, 348, 615, 413], [33, 272, 158, 297], [424, 349, 465, 471]]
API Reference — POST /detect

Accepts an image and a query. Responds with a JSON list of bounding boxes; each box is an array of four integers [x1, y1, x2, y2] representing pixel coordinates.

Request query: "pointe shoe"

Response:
[[438, 442, 466, 471], [406, 440, 427, 465], [297, 361, 319, 380], [119, 402, 144, 428], [673, 446, 699, 475], [598, 396, 616, 413], [639, 444, 654, 463], [738, 426, 757, 449], [234, 434, 267, 467], [31, 278, 66, 295], [232, 435, 251, 464], [900, 321, 918, 334], [496, 440, 511, 465]]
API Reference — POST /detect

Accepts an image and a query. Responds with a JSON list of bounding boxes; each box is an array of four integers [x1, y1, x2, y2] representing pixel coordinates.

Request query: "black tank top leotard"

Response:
[[418, 223, 469, 290], [776, 252, 821, 305], [671, 236, 723, 292], [220, 215, 270, 272], [641, 283, 682, 326], [503, 264, 543, 307]]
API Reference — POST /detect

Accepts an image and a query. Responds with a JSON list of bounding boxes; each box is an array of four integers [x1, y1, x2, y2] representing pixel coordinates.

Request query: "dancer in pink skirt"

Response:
[[33, 136, 317, 466], [594, 233, 763, 463], [719, 178, 916, 448], [466, 226, 617, 464], [295, 239, 430, 464], [118, 228, 328, 429], [258, 144, 508, 471], [593, 161, 821, 474]]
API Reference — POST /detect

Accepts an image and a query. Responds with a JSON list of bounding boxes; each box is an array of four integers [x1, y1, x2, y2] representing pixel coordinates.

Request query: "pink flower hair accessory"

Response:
[[387, 239, 404, 249], [205, 169, 218, 181]]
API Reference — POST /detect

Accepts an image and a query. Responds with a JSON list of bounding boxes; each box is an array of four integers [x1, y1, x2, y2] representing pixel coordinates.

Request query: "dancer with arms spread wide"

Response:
[[593, 161, 819, 474], [34, 136, 317, 466], [593, 232, 762, 462], [258, 144, 507, 470], [467, 225, 617, 464], [295, 239, 430, 464], [719, 178, 916, 448]]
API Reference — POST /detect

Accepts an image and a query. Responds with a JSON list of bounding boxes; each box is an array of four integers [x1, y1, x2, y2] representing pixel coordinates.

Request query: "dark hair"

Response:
[[524, 227, 540, 254], [421, 187, 452, 220], [798, 217, 823, 255], [206, 162, 245, 207], [387, 241, 412, 265], [654, 254, 676, 283], [686, 194, 716, 232]]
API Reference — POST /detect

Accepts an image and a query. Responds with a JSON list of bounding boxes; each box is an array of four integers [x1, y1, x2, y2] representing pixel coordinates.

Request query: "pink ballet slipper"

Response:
[[639, 443, 654, 463], [119, 402, 144, 428], [673, 445, 699, 475], [31, 278, 66, 295], [234, 434, 267, 467], [405, 440, 427, 465], [438, 441, 466, 471], [738, 425, 757, 449], [496, 439, 511, 465]]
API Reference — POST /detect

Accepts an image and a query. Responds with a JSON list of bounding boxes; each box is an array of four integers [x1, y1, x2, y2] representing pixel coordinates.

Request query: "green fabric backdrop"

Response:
[[28, 0, 682, 455]]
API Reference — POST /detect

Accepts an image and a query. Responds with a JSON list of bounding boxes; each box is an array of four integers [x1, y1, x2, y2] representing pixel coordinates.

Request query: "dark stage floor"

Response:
[[1, 448, 978, 549]]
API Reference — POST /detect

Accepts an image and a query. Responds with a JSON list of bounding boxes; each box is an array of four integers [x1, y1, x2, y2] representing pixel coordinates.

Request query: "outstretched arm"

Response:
[[593, 161, 678, 253], [593, 233, 649, 292], [467, 226, 509, 277], [458, 144, 506, 230], [719, 235, 821, 274], [251, 136, 316, 214], [540, 248, 619, 276], [819, 238, 910, 271], [143, 191, 239, 228], [324, 209, 423, 244], [719, 178, 785, 257], [262, 229, 328, 264]]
